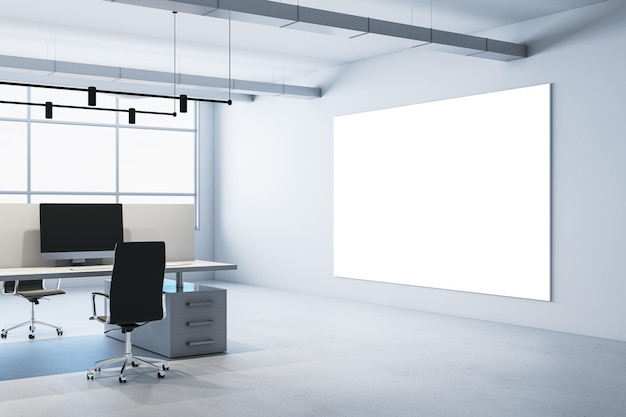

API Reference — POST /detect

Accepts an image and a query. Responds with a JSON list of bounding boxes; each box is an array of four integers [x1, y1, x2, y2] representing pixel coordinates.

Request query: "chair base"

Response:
[[87, 353, 169, 383], [1, 300, 63, 339], [87, 331, 169, 383]]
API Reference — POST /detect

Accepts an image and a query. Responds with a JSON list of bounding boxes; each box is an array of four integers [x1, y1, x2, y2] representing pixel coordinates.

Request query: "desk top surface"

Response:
[[0, 260, 237, 280]]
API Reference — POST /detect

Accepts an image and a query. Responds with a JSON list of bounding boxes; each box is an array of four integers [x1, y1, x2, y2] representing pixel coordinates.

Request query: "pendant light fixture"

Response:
[[0, 9, 231, 124]]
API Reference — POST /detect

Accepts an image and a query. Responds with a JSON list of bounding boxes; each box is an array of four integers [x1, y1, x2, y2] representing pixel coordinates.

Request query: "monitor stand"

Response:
[[55, 258, 108, 267]]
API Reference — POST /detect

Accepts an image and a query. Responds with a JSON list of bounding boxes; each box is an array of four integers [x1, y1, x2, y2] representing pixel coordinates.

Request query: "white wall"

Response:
[[194, 103, 216, 262], [213, 3, 626, 341]]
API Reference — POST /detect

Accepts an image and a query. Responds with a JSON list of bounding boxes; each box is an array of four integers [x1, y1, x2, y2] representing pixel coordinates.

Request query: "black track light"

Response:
[[180, 94, 188, 113], [88, 87, 96, 106], [0, 81, 231, 120]]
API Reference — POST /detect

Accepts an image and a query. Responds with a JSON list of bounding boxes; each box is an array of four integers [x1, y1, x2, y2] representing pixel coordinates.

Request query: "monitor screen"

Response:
[[39, 203, 124, 264]]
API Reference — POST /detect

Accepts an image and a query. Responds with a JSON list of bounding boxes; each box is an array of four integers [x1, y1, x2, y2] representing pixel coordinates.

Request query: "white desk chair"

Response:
[[1, 279, 64, 339]]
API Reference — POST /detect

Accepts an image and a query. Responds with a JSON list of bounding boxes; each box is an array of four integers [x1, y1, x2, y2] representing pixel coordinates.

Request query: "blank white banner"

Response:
[[334, 84, 551, 300]]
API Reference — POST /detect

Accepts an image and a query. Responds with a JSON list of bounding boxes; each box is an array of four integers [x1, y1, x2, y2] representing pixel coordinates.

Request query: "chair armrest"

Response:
[[91, 291, 110, 322], [2, 280, 17, 295], [43, 278, 62, 290]]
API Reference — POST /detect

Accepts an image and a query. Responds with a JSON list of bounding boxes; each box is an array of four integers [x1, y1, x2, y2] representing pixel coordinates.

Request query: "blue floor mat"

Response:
[[0, 334, 169, 381]]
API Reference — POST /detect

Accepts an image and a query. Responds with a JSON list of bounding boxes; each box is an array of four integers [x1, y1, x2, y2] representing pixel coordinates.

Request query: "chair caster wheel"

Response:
[[87, 372, 94, 380], [119, 376, 127, 383], [162, 364, 170, 371], [1, 331, 7, 339], [57, 329, 63, 336], [157, 371, 165, 378], [131, 361, 139, 367], [28, 334, 35, 340]]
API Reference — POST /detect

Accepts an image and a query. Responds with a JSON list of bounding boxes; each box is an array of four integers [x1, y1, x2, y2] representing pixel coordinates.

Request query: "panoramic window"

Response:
[[0, 85, 199, 223]]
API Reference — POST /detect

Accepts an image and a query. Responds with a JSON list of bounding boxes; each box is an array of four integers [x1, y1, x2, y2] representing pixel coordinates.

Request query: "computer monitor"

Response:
[[39, 203, 124, 265]]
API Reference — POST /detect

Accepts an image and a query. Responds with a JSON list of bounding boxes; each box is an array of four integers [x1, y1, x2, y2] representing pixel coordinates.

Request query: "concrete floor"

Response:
[[1, 280, 625, 416]]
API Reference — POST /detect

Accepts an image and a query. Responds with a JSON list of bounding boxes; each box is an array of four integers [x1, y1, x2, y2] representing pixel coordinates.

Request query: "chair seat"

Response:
[[17, 289, 65, 298]]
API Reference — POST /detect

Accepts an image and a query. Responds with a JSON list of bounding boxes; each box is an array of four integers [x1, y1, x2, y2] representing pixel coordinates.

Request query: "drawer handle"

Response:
[[187, 320, 214, 327], [187, 301, 213, 307], [187, 340, 215, 347]]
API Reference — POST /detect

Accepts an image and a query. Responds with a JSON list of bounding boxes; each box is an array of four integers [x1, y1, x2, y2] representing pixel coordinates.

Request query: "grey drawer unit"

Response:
[[105, 280, 227, 358]]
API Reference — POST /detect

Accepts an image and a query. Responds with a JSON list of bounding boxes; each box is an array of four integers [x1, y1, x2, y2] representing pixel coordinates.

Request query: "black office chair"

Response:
[[1, 279, 65, 340], [87, 241, 169, 383]]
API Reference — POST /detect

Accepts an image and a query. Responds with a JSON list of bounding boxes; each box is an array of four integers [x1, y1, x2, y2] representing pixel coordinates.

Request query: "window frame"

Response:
[[0, 85, 200, 229]]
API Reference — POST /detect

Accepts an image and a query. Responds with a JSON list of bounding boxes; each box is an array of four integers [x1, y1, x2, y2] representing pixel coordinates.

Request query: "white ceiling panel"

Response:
[[0, 0, 614, 99]]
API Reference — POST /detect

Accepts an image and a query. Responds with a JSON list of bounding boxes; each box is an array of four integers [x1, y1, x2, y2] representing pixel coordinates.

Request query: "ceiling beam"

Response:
[[0, 55, 322, 101], [109, 0, 527, 61]]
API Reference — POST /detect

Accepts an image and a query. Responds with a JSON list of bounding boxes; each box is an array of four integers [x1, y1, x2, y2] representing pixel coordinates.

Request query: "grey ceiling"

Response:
[[0, 0, 613, 100]]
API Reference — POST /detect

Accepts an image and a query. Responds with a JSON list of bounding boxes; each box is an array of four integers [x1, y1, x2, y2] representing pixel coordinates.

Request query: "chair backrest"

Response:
[[108, 241, 166, 325], [3, 280, 45, 294]]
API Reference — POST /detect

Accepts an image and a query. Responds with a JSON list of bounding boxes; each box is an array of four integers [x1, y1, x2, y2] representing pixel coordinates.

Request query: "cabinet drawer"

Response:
[[171, 330, 226, 356], [171, 310, 226, 334], [169, 291, 226, 313]]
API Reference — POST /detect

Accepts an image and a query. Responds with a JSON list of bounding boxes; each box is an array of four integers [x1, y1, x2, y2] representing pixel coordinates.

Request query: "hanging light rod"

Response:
[[0, 80, 232, 105], [0, 100, 174, 116], [0, 80, 231, 124]]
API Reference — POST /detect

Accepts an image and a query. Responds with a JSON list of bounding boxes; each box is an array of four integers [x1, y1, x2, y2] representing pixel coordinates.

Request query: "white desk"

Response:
[[0, 260, 237, 290], [1, 260, 237, 357]]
